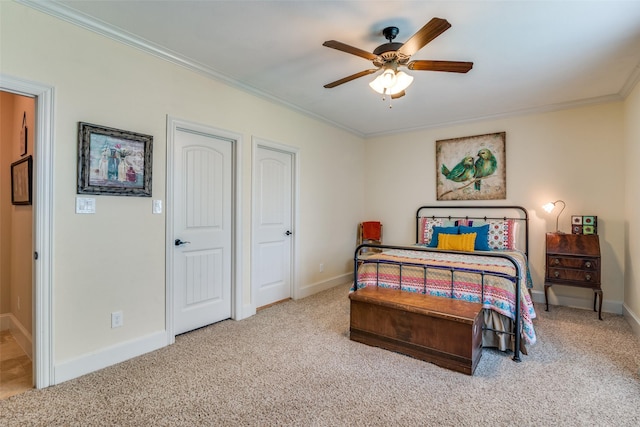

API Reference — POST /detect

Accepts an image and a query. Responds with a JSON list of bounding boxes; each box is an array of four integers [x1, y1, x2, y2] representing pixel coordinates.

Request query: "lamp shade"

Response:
[[369, 69, 396, 93], [542, 202, 556, 213], [369, 69, 413, 95], [391, 71, 413, 93]]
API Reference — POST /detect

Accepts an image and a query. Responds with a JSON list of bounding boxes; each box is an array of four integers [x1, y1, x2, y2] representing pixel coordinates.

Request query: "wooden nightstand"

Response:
[[544, 233, 602, 320]]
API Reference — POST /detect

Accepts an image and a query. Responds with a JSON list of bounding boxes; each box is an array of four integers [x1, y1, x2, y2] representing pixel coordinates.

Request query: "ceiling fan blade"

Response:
[[322, 40, 378, 61], [407, 60, 473, 73], [391, 91, 405, 99], [397, 18, 452, 57], [323, 69, 379, 88]]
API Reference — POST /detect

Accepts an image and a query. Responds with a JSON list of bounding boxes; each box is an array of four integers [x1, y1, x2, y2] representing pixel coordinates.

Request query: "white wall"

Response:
[[624, 81, 640, 329], [365, 102, 626, 313], [1, 1, 365, 381]]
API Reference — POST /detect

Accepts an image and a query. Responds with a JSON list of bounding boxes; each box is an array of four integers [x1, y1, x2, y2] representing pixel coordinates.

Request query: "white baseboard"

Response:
[[240, 273, 351, 320], [0, 313, 33, 359], [54, 331, 167, 385], [296, 272, 352, 300], [530, 289, 623, 315], [622, 304, 640, 337]]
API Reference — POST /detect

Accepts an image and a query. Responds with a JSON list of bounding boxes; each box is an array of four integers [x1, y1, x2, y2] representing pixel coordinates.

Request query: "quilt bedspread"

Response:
[[354, 248, 537, 345]]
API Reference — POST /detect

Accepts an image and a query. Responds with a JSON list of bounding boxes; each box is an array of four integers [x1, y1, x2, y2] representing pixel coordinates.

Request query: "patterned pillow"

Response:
[[487, 219, 518, 250], [418, 218, 444, 245]]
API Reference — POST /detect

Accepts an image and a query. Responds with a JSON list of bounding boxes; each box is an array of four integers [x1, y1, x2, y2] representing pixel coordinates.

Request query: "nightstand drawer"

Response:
[[547, 267, 600, 284], [547, 256, 598, 270]]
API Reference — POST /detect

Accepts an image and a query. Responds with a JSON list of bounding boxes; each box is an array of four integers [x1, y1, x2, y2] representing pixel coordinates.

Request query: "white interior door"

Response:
[[173, 128, 232, 335], [253, 145, 293, 308]]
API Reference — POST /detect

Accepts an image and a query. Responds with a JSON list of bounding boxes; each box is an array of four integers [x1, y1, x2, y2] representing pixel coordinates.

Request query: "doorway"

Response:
[[0, 75, 55, 390], [0, 91, 34, 398], [251, 138, 298, 309]]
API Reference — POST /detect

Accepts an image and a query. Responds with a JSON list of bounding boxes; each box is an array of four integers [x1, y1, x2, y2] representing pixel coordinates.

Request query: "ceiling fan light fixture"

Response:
[[369, 68, 396, 93], [323, 18, 473, 100], [391, 71, 413, 94], [369, 69, 413, 95]]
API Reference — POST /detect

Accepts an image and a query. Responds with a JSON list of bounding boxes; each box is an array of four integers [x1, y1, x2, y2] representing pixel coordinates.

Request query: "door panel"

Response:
[[184, 249, 223, 305], [174, 129, 232, 334], [254, 147, 293, 308]]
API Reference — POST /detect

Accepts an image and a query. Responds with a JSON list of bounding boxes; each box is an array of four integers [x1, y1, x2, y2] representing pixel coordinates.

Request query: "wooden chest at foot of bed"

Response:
[[349, 287, 484, 375]]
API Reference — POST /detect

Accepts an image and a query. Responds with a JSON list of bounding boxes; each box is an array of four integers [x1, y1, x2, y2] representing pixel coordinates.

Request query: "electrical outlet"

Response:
[[111, 311, 123, 328], [319, 263, 324, 273]]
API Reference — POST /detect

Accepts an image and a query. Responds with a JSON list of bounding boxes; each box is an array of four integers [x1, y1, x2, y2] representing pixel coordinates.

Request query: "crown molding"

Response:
[[366, 93, 624, 139], [16, 0, 364, 137], [620, 61, 640, 98], [16, 0, 633, 140]]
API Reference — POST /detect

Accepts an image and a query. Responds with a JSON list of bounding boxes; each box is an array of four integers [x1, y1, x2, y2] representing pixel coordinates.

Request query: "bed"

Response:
[[351, 205, 536, 363]]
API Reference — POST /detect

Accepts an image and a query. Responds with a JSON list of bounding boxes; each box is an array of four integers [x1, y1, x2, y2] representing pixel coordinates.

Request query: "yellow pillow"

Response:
[[437, 232, 477, 252]]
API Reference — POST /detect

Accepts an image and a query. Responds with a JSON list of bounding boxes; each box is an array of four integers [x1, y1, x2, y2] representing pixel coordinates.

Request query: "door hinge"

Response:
[[34, 251, 39, 260]]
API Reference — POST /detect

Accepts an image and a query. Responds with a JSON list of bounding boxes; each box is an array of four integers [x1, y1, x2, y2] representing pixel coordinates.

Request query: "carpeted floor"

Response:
[[1, 283, 639, 426]]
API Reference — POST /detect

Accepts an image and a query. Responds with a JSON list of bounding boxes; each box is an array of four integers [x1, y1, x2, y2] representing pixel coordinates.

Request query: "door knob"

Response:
[[285, 230, 292, 236], [175, 239, 191, 246]]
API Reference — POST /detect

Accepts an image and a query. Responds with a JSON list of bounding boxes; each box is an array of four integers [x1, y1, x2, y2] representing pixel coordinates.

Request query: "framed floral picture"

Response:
[[436, 132, 506, 201], [77, 122, 153, 197]]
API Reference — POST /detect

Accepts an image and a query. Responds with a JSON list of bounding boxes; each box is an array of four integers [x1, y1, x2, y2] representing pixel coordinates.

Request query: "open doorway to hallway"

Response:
[[0, 90, 35, 398]]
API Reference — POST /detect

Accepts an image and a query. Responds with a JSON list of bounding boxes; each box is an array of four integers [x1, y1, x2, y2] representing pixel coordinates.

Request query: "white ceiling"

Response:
[[23, 0, 640, 137]]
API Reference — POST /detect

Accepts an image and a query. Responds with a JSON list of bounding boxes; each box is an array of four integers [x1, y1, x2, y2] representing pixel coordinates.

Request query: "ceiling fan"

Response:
[[322, 18, 473, 100]]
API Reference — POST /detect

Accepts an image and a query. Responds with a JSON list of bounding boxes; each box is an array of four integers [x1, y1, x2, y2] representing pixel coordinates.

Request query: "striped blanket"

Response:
[[354, 248, 537, 345]]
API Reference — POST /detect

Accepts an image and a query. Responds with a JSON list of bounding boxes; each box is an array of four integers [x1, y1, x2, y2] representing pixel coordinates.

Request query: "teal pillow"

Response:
[[459, 224, 491, 251], [428, 226, 459, 248]]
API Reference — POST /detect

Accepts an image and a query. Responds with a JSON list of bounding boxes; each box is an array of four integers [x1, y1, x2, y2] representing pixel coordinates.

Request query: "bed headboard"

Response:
[[416, 205, 529, 256]]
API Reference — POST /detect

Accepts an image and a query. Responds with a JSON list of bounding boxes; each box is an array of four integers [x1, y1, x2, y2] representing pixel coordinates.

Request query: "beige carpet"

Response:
[[1, 283, 639, 426]]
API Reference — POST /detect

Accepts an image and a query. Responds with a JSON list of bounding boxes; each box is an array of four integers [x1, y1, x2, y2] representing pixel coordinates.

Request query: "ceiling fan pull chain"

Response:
[[380, 88, 392, 108]]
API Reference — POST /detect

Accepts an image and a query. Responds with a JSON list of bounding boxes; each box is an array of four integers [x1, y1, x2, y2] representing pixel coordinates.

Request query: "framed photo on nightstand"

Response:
[[572, 215, 597, 234]]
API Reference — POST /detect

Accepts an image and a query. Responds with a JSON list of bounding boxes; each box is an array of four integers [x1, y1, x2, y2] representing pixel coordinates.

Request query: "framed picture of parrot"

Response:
[[436, 132, 506, 201]]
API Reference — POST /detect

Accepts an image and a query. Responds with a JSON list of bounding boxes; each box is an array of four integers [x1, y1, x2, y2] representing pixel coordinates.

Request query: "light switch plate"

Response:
[[76, 197, 96, 214], [152, 200, 162, 214]]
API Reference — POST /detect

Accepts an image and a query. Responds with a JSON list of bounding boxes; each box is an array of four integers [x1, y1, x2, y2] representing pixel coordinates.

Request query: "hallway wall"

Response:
[[0, 91, 34, 337]]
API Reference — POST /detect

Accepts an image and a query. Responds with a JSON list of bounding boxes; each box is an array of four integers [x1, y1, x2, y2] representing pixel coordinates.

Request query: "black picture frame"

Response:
[[20, 112, 27, 156], [11, 155, 33, 205], [77, 122, 153, 197]]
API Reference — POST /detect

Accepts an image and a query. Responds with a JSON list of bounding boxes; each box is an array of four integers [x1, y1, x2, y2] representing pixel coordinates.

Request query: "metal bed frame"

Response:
[[353, 205, 530, 362]]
